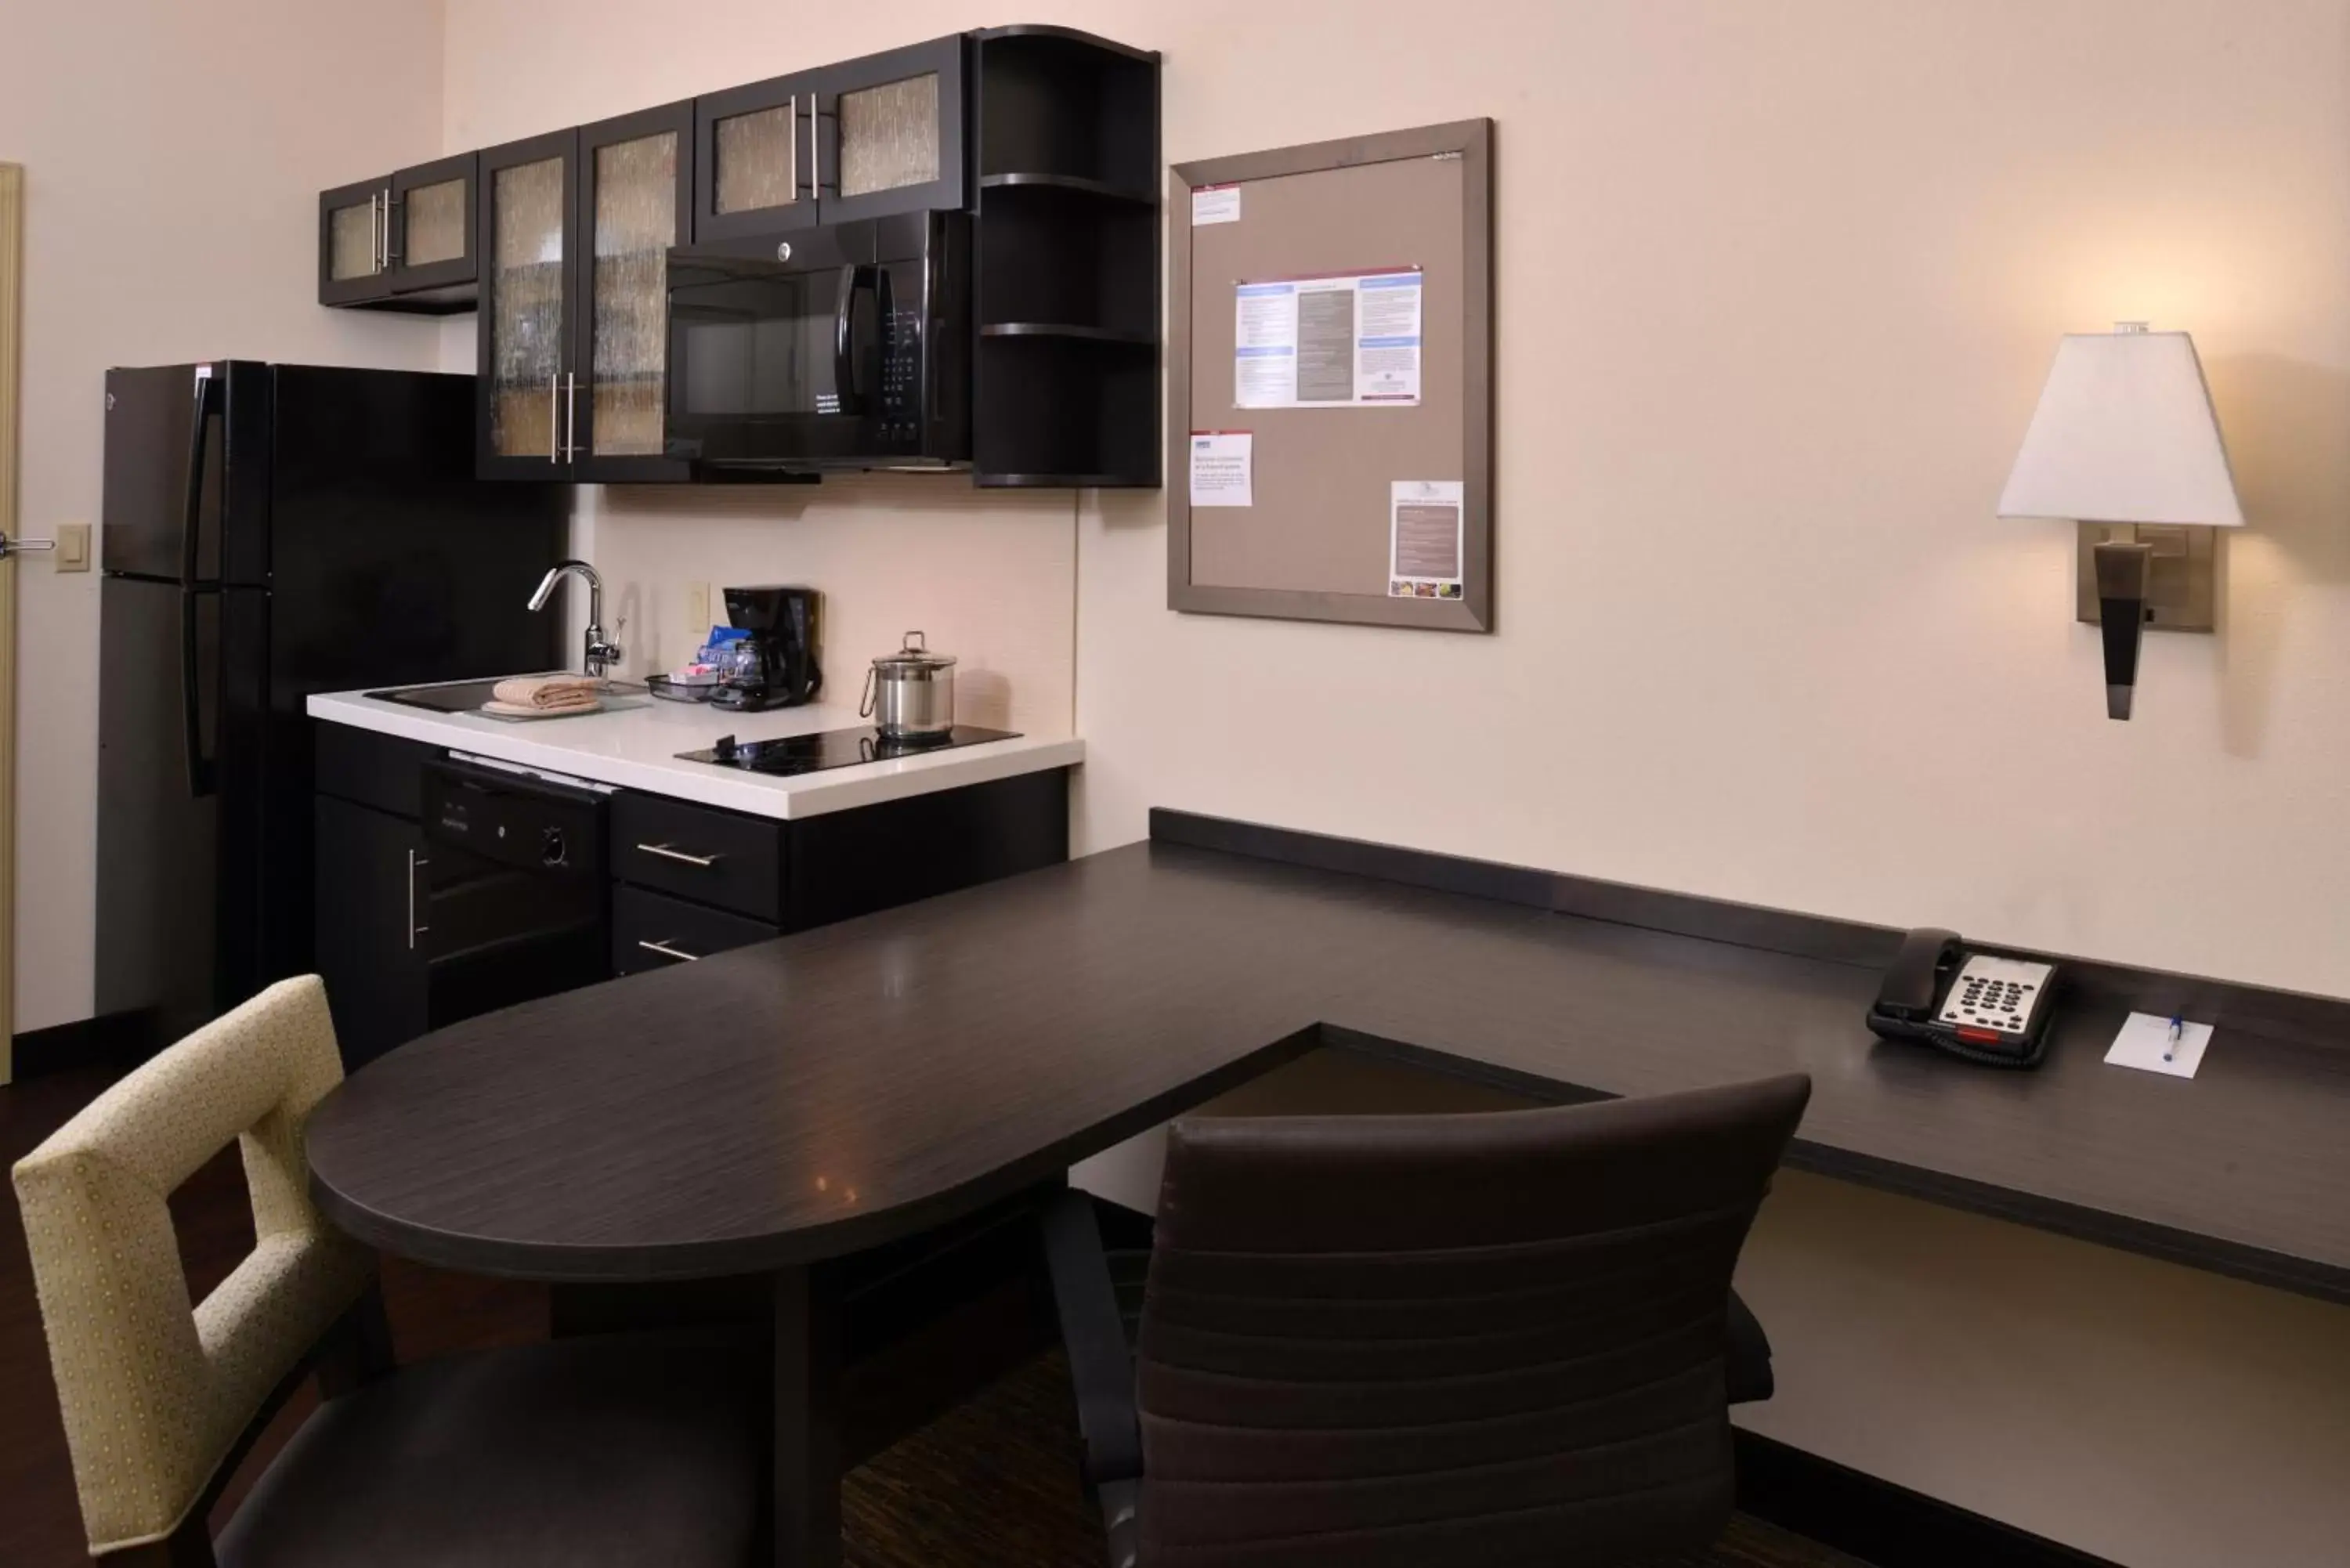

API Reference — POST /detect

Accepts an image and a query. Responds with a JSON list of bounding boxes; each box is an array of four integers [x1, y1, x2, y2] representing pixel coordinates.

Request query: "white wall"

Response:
[[4, 0, 453, 1033]]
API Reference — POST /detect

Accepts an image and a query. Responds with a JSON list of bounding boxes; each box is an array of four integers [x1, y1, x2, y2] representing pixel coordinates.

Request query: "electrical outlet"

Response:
[[56, 522, 91, 573]]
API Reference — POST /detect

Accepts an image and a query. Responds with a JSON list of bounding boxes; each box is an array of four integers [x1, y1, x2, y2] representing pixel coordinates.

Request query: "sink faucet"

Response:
[[528, 559, 624, 678]]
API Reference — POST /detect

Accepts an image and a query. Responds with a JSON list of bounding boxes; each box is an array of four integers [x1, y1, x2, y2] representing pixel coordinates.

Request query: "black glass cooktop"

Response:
[[677, 725, 1019, 776]]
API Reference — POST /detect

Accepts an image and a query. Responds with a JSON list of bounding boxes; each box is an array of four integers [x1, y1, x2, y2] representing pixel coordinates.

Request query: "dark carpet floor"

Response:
[[3, 1066, 1870, 1568]]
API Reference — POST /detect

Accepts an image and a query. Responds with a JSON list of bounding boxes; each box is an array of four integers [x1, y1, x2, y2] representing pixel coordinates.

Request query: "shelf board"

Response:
[[976, 471, 1159, 490], [978, 323, 1155, 345], [978, 172, 1155, 205]]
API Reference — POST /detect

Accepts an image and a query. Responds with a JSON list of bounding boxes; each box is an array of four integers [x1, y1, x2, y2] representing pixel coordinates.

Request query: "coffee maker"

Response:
[[710, 585, 822, 710]]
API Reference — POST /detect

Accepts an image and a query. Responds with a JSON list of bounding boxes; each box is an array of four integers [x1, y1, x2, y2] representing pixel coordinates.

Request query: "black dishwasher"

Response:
[[421, 757, 611, 1032]]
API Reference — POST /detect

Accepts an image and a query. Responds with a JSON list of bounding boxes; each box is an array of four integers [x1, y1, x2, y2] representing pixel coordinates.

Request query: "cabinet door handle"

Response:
[[406, 850, 431, 950], [565, 371, 577, 461], [367, 193, 381, 274], [384, 192, 403, 265], [638, 938, 702, 963], [636, 842, 722, 868], [549, 373, 560, 463], [811, 96, 823, 197]]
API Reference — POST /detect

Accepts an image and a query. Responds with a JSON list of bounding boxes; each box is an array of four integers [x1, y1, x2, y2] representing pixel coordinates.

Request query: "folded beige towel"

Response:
[[491, 675, 603, 710]]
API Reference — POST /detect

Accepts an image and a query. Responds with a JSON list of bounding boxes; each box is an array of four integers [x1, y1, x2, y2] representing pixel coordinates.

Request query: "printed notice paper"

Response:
[[1390, 480, 1464, 598], [1191, 184, 1242, 226], [1234, 269, 1423, 408], [1188, 431, 1253, 507]]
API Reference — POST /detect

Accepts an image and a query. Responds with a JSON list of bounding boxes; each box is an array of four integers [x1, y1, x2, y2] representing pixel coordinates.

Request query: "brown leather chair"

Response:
[[1043, 1072, 1811, 1568]]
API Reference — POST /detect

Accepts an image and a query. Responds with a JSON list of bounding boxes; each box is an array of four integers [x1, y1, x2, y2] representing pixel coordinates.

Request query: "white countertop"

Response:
[[307, 681, 1083, 821]]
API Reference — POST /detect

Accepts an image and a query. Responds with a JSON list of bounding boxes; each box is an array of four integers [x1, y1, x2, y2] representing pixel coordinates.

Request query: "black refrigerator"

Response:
[[98, 362, 567, 1047]]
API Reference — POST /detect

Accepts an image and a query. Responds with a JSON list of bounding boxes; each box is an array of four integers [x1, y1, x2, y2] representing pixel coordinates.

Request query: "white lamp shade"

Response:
[[1997, 329, 2243, 526]]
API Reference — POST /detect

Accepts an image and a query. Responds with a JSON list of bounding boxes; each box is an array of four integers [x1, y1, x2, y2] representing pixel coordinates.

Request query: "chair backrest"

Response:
[[1135, 1073, 1811, 1568], [13, 976, 374, 1555]]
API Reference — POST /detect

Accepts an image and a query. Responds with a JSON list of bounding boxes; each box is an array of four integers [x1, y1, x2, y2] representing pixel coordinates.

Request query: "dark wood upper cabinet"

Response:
[[573, 101, 696, 482], [475, 129, 583, 479], [970, 27, 1161, 487], [693, 35, 967, 245], [316, 154, 479, 313], [813, 34, 970, 224], [322, 25, 1160, 489], [692, 67, 824, 244]]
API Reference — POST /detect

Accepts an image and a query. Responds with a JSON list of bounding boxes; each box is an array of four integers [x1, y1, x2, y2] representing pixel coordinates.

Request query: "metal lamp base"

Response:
[[2092, 540, 2153, 722]]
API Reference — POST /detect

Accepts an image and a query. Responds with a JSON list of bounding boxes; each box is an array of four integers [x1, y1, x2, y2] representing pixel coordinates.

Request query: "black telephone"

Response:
[[1866, 928, 2061, 1068]]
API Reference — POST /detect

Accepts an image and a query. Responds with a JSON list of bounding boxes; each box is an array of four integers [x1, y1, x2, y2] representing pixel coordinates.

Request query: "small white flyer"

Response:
[[2104, 1012, 2214, 1078], [1188, 431, 1253, 508], [1389, 480, 1465, 598], [1191, 184, 1242, 226]]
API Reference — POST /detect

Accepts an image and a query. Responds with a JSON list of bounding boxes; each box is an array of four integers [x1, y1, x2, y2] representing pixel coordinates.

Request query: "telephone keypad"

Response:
[[1938, 954, 2055, 1036]]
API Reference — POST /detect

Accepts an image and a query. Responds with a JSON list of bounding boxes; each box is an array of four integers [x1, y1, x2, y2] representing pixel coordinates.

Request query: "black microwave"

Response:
[[664, 211, 971, 474]]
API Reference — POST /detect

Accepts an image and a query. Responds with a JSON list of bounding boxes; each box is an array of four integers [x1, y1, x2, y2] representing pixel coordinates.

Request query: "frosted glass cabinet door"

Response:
[[692, 69, 821, 243], [577, 100, 693, 479], [476, 130, 579, 473], [388, 151, 478, 300], [317, 176, 388, 305], [813, 34, 965, 223]]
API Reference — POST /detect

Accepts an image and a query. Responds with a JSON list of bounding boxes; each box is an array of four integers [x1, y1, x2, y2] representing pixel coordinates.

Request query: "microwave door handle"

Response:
[[833, 264, 880, 410]]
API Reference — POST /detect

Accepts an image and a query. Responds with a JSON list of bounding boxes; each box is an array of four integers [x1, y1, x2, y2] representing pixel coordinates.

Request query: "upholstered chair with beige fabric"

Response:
[[16, 976, 765, 1568]]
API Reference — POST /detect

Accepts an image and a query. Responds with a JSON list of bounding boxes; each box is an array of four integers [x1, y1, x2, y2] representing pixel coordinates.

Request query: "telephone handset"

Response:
[[1867, 928, 2060, 1068]]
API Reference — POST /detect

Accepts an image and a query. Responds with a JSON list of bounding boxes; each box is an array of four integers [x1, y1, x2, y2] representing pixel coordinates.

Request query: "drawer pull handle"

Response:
[[638, 938, 703, 963], [638, 842, 723, 868]]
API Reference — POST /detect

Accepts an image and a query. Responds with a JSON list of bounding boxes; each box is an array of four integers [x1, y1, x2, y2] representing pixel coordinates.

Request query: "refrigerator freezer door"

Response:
[[104, 365, 219, 580]]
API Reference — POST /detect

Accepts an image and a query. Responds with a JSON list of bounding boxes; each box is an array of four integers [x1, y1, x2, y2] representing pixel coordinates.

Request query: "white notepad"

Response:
[[2105, 1012, 2213, 1078]]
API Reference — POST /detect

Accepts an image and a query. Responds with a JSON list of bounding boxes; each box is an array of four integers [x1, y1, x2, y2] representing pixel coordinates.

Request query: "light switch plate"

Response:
[[685, 581, 711, 640], [55, 522, 91, 573]]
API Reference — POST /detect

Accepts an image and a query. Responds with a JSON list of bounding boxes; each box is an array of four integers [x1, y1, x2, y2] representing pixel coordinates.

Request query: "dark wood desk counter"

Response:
[[307, 827, 2350, 1305]]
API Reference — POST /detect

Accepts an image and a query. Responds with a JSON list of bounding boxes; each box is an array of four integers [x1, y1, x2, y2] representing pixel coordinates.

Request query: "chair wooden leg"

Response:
[[772, 1263, 844, 1568], [313, 1277, 396, 1398]]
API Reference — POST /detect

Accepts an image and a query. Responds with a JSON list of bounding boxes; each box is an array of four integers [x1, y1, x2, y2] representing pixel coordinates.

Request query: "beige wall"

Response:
[[441, 1, 2350, 1558], [570, 481, 1076, 735], [2, 0, 453, 1033]]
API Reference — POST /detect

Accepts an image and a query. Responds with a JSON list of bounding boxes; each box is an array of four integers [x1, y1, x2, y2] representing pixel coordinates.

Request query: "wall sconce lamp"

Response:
[[1997, 323, 2242, 720]]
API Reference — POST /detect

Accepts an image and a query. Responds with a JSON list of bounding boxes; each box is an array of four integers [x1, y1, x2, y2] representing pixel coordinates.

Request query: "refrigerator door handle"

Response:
[[180, 371, 219, 588], [179, 583, 218, 798]]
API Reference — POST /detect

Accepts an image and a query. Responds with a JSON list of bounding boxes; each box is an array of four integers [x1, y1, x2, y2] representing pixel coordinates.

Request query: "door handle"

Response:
[[406, 849, 432, 951], [0, 531, 56, 562], [635, 842, 723, 868], [637, 938, 703, 964], [179, 371, 222, 799], [564, 371, 578, 461], [833, 264, 880, 410], [549, 372, 560, 463], [384, 191, 403, 266]]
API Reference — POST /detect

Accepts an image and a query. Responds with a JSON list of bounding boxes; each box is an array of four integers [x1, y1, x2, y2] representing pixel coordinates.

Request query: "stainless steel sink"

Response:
[[367, 677, 649, 717]]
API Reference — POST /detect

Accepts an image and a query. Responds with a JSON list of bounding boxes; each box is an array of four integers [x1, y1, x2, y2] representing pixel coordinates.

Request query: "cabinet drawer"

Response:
[[612, 793, 784, 919], [613, 885, 782, 976]]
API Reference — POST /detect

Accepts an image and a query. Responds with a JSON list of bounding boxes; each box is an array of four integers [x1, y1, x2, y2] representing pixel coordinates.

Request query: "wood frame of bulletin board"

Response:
[[1167, 120, 1492, 631]]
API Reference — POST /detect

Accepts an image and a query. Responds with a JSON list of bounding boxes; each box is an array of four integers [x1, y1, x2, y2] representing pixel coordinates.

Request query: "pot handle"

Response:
[[859, 664, 877, 719]]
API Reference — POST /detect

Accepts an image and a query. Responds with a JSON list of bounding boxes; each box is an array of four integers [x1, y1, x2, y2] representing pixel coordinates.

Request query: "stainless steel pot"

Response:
[[859, 631, 957, 739]]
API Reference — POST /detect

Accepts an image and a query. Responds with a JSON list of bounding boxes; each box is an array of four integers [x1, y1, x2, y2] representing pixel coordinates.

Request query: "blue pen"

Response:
[[2164, 1014, 2183, 1063]]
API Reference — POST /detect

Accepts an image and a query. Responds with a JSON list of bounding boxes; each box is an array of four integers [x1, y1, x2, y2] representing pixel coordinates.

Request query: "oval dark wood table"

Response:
[[307, 826, 2350, 1565]]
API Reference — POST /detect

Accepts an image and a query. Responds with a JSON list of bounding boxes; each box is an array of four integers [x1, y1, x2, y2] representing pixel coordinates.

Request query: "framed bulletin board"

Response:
[[1168, 120, 1492, 631]]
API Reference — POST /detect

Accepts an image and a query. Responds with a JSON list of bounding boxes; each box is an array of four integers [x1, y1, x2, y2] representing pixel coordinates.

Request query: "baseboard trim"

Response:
[[1734, 1430, 2126, 1568], [9, 1011, 153, 1080]]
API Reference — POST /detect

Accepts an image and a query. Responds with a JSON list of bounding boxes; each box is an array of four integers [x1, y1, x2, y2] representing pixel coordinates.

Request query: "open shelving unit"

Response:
[[971, 27, 1162, 488]]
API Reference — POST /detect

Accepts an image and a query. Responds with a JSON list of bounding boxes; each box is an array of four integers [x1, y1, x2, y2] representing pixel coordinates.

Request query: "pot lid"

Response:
[[871, 630, 956, 672]]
